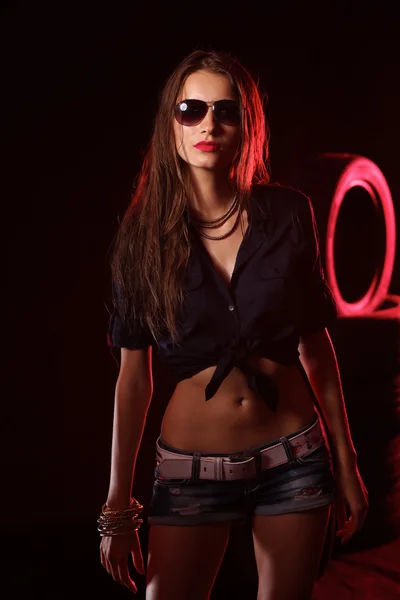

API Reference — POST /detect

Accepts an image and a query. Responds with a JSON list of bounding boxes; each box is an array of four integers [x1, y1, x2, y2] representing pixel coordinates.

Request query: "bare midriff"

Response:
[[160, 355, 317, 454]]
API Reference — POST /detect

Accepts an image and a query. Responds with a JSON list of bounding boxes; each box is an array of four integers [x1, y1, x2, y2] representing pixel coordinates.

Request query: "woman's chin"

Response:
[[188, 157, 232, 172]]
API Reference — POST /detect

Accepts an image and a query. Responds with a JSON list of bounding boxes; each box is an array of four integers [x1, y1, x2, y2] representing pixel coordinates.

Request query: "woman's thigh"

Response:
[[146, 522, 231, 600], [249, 444, 336, 599], [251, 504, 331, 600]]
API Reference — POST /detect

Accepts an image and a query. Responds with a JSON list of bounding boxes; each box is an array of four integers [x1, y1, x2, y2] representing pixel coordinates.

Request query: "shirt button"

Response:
[[228, 304, 235, 311]]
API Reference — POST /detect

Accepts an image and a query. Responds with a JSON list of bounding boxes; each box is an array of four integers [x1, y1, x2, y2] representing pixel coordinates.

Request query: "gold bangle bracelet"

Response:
[[101, 498, 143, 515], [98, 498, 144, 536], [98, 521, 143, 536]]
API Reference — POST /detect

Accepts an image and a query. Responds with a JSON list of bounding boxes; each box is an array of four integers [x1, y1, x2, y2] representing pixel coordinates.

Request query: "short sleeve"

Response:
[[294, 194, 338, 335], [106, 282, 155, 350]]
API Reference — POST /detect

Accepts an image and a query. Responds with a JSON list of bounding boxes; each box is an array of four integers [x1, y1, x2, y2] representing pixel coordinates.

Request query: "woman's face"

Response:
[[173, 70, 241, 173]]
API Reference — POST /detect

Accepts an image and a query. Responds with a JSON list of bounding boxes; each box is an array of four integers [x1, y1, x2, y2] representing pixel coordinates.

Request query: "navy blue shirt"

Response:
[[107, 184, 338, 411]]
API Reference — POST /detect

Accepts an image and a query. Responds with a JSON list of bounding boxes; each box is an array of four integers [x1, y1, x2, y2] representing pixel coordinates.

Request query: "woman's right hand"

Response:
[[100, 531, 146, 594]]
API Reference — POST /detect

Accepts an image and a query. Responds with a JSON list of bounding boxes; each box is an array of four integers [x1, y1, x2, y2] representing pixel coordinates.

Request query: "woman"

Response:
[[99, 50, 369, 599]]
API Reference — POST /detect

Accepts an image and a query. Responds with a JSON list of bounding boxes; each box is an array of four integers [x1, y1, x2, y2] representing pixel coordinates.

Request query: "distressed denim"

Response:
[[148, 416, 337, 526]]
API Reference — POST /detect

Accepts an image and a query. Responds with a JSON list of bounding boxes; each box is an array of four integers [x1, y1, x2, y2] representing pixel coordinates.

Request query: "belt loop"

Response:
[[191, 452, 201, 482], [215, 457, 223, 481], [252, 450, 262, 477], [279, 437, 295, 463]]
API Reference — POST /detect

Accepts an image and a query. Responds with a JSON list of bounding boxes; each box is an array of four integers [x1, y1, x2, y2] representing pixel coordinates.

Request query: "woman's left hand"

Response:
[[334, 460, 369, 544]]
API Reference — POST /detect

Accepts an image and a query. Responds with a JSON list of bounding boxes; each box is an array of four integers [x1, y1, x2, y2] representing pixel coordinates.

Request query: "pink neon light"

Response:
[[325, 156, 396, 316], [340, 294, 400, 320]]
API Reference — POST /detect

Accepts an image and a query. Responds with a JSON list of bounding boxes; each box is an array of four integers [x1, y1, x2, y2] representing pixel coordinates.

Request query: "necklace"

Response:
[[191, 194, 241, 240]]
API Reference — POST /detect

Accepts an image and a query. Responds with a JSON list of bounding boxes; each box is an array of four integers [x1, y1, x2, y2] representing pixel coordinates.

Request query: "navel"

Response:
[[236, 396, 246, 406]]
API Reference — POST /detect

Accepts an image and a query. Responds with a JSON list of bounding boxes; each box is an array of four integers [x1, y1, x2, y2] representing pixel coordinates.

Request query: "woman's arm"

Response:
[[298, 327, 357, 468], [106, 346, 154, 509], [298, 327, 370, 543]]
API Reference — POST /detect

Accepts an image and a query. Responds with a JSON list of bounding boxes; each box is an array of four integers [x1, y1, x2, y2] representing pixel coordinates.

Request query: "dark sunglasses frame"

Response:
[[174, 99, 242, 127]]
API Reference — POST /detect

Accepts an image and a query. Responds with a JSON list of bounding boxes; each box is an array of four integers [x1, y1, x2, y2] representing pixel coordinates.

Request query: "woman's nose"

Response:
[[200, 106, 218, 131]]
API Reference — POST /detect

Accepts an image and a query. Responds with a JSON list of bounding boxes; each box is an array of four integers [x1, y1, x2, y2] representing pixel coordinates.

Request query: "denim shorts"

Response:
[[148, 415, 337, 526]]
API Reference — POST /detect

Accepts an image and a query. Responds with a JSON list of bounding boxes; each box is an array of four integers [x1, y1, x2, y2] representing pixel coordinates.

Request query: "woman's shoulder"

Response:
[[252, 182, 311, 217]]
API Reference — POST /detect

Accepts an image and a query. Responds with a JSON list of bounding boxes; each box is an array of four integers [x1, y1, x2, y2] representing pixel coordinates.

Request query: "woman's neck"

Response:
[[187, 169, 235, 220]]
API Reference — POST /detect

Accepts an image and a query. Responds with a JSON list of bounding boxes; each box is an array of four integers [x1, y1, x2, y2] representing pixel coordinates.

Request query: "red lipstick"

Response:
[[194, 141, 219, 152]]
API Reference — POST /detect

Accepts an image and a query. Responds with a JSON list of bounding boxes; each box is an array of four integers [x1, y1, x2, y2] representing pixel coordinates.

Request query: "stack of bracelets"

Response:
[[97, 498, 144, 537]]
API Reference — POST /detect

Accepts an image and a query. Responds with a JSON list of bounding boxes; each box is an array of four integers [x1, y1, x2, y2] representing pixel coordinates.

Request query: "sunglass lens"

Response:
[[175, 100, 207, 126], [214, 100, 241, 125]]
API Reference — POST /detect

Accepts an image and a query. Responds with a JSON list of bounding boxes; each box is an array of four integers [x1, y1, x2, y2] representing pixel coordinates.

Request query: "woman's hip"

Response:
[[148, 415, 336, 526]]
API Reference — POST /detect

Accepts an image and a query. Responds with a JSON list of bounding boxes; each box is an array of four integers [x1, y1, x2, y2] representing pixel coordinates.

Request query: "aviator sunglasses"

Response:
[[174, 99, 241, 127]]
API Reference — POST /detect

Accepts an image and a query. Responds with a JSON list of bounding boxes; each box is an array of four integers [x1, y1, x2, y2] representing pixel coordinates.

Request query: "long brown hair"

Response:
[[109, 49, 270, 347]]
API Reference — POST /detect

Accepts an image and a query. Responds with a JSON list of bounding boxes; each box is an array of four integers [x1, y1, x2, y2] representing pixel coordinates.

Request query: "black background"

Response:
[[3, 3, 400, 598]]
